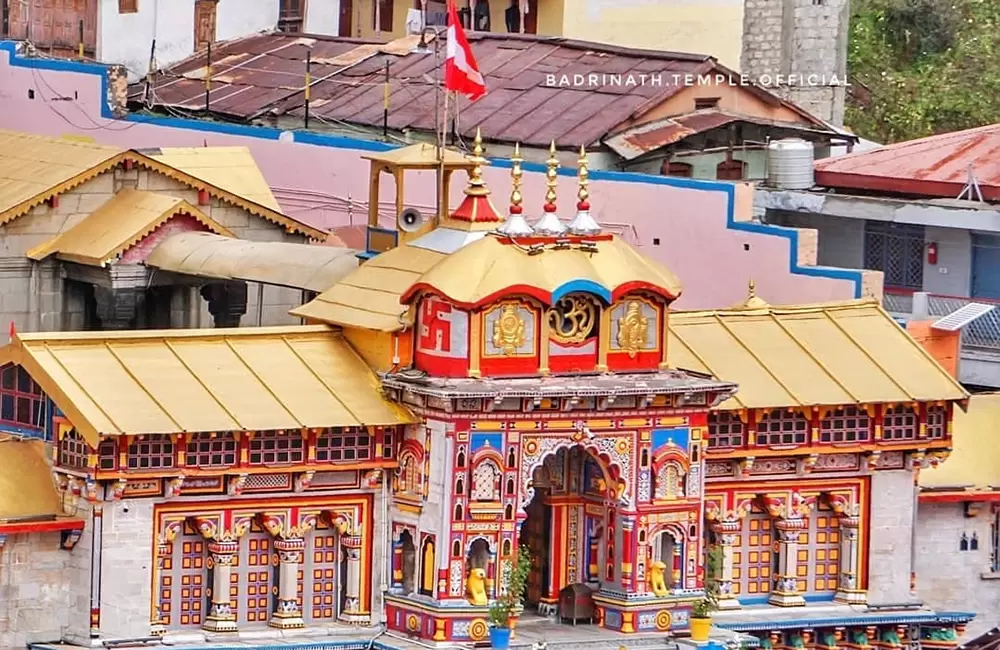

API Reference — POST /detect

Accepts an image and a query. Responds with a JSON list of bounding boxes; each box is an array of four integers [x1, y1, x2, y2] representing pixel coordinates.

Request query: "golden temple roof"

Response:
[[920, 392, 1000, 492], [669, 299, 969, 409], [143, 146, 283, 212], [402, 234, 683, 308], [26, 189, 233, 267], [0, 326, 415, 446], [0, 438, 65, 522], [362, 142, 476, 169]]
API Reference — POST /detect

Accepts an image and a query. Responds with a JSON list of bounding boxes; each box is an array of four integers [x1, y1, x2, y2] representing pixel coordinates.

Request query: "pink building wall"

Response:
[[0, 43, 870, 310]]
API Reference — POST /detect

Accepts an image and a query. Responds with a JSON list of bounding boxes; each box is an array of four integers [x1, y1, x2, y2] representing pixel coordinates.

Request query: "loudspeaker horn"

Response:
[[398, 207, 425, 233]]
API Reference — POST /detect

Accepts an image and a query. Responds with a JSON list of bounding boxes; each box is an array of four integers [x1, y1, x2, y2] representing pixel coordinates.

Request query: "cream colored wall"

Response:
[[619, 84, 810, 129], [559, 0, 744, 69]]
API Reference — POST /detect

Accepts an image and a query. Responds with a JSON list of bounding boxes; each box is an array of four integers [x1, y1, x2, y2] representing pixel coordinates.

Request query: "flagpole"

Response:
[[435, 30, 446, 226]]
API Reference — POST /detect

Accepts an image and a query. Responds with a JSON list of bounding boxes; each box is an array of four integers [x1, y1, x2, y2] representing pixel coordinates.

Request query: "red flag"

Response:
[[444, 0, 487, 101], [8, 321, 15, 342]]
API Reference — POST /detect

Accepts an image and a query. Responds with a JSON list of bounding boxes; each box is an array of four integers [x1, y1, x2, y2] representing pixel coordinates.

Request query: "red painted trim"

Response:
[[402, 282, 678, 308], [479, 354, 538, 377], [549, 352, 598, 374], [414, 350, 467, 377], [606, 350, 661, 372], [611, 281, 679, 301], [0, 518, 85, 534], [493, 234, 615, 245], [919, 492, 1000, 503], [814, 170, 1000, 202]]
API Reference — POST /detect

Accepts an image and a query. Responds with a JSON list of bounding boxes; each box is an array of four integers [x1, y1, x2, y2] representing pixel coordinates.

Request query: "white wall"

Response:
[[305, 0, 341, 36], [97, 0, 280, 81]]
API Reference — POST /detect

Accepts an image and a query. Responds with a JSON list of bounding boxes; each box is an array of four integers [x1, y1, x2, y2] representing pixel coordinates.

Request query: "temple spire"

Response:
[[567, 144, 601, 236], [534, 140, 567, 236], [496, 143, 534, 236], [464, 128, 489, 197], [733, 278, 770, 310]]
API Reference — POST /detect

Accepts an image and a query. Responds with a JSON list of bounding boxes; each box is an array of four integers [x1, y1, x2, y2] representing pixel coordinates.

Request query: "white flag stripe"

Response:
[[445, 26, 486, 88]]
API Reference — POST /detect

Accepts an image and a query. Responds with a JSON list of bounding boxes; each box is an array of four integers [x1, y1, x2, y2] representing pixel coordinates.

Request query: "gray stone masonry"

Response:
[[99, 499, 155, 639], [64, 499, 95, 644], [868, 469, 919, 606], [916, 502, 1000, 638], [0, 531, 76, 649], [741, 0, 849, 124]]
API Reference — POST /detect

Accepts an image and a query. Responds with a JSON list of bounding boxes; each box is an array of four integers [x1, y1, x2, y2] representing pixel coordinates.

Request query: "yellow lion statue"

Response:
[[466, 567, 488, 606], [648, 561, 669, 597]]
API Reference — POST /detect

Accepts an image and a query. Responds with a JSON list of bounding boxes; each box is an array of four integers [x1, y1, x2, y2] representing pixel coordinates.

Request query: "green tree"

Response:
[[846, 0, 1000, 143]]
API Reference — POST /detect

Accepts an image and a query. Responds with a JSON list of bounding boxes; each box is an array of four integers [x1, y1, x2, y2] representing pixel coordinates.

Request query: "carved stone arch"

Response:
[[518, 436, 631, 512], [466, 534, 497, 554], [653, 458, 686, 500], [651, 446, 690, 472], [470, 456, 503, 502]]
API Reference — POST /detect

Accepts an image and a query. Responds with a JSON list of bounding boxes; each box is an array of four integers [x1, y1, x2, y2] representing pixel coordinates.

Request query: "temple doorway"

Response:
[[517, 446, 617, 617]]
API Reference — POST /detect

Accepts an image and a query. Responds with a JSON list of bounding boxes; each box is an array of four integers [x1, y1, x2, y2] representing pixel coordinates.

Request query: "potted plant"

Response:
[[690, 544, 722, 643], [488, 548, 532, 649]]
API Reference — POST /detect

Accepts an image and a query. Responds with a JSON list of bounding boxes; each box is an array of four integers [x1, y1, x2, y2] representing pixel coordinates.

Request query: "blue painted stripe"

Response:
[[1, 40, 864, 298], [552, 279, 612, 303], [716, 611, 977, 633]]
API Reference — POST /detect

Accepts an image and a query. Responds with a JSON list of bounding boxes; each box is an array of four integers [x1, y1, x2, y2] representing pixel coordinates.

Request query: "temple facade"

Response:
[[0, 134, 978, 650]]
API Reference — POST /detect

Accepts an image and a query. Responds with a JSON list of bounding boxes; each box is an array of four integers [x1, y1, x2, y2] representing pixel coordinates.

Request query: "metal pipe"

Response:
[[77, 20, 83, 57], [435, 34, 445, 225], [256, 282, 264, 326], [304, 50, 312, 129], [382, 59, 390, 139], [204, 40, 211, 113]]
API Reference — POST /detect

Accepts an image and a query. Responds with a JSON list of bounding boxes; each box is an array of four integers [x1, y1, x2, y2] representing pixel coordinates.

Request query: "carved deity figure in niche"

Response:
[[471, 460, 501, 502], [617, 300, 649, 358], [492, 304, 525, 355]]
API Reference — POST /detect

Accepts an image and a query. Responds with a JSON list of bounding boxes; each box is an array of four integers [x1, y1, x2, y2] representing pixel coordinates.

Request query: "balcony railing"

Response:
[[884, 289, 1000, 351]]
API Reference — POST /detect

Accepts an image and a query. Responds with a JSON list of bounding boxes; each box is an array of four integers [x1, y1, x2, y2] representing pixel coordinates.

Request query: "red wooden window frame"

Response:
[[185, 432, 238, 468], [819, 406, 871, 443], [708, 411, 745, 448], [756, 409, 808, 446], [926, 405, 946, 439], [882, 405, 918, 440], [249, 430, 305, 466], [127, 434, 176, 470], [119, 0, 138, 13], [0, 364, 45, 430], [58, 430, 90, 469], [316, 428, 373, 462]]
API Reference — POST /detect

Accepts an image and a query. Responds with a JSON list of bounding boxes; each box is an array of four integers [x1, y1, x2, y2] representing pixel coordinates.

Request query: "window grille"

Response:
[[127, 435, 175, 470], [98, 438, 117, 471], [249, 430, 304, 465], [0, 363, 46, 429], [882, 405, 917, 440], [58, 429, 91, 469], [864, 221, 925, 290], [756, 409, 808, 446], [926, 406, 946, 439], [185, 432, 238, 468], [820, 406, 871, 443], [315, 428, 373, 462], [708, 411, 744, 448]]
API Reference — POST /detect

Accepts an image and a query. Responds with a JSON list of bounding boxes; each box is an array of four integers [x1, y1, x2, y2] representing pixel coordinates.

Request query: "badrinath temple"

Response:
[[0, 131, 978, 650]]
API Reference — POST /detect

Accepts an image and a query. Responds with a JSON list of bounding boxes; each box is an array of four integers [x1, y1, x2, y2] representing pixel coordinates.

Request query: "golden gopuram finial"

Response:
[[576, 144, 590, 210], [510, 143, 524, 214], [748, 278, 756, 299], [544, 140, 559, 213], [735, 278, 769, 309], [465, 128, 489, 196]]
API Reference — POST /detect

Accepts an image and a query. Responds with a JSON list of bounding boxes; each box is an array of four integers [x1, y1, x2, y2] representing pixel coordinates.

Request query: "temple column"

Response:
[[203, 540, 239, 632], [835, 515, 866, 604], [486, 549, 497, 597], [392, 537, 404, 589], [340, 534, 365, 621], [269, 538, 306, 629], [149, 538, 170, 635], [769, 519, 807, 607], [621, 517, 636, 591], [710, 521, 742, 610]]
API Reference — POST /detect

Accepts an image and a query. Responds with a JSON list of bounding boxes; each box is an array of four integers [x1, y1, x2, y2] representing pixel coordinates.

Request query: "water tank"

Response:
[[767, 138, 815, 189]]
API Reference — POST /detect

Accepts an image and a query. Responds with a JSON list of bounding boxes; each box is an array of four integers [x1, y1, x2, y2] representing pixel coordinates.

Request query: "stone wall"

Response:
[[99, 498, 155, 639], [741, 0, 849, 125], [0, 530, 79, 649], [65, 499, 97, 644], [916, 502, 1000, 638], [867, 469, 920, 606]]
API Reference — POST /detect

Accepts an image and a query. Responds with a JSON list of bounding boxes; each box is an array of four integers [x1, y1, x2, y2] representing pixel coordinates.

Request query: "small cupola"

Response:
[[566, 145, 601, 237], [533, 141, 568, 237], [495, 143, 534, 237]]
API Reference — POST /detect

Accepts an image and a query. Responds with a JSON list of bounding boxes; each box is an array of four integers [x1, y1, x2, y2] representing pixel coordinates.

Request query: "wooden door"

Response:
[[194, 0, 218, 51], [8, 0, 97, 54], [338, 0, 353, 36], [375, 0, 393, 33]]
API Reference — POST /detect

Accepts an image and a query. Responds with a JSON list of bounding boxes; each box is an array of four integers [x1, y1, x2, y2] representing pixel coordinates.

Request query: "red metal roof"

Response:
[[814, 122, 1000, 201], [132, 31, 823, 149]]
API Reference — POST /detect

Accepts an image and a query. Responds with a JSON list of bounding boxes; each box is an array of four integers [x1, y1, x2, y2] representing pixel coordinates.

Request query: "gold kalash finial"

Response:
[[544, 140, 559, 212], [510, 143, 524, 213], [748, 279, 756, 299], [576, 144, 590, 210], [465, 128, 489, 197], [735, 278, 770, 310]]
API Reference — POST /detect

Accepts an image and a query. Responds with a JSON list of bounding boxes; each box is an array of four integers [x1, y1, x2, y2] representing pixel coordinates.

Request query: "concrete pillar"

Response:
[[202, 540, 239, 632], [835, 515, 866, 604], [341, 535, 364, 620], [149, 539, 170, 635], [269, 538, 306, 629], [769, 518, 806, 607], [710, 521, 741, 610]]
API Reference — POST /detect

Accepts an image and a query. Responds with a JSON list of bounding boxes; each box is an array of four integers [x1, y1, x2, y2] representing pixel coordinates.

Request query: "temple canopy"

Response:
[[0, 438, 83, 535]]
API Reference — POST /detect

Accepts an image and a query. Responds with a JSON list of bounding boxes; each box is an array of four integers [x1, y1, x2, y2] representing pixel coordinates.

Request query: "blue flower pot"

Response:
[[490, 626, 512, 650]]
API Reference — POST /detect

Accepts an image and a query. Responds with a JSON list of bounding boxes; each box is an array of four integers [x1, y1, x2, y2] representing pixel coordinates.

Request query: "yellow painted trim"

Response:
[[469, 311, 482, 378], [597, 301, 610, 371], [538, 308, 551, 376]]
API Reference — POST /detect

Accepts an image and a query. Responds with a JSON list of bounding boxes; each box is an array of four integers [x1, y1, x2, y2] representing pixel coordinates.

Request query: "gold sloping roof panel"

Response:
[[291, 244, 447, 331], [669, 300, 969, 409], [362, 143, 477, 169], [0, 439, 64, 522], [0, 326, 414, 446], [145, 231, 360, 292], [145, 147, 283, 212], [25, 190, 234, 267], [920, 393, 1000, 491], [406, 235, 682, 307], [0, 130, 124, 224]]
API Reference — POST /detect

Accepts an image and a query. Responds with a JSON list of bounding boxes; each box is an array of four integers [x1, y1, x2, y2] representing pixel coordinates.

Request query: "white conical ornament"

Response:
[[534, 141, 567, 236], [497, 143, 535, 237], [567, 145, 601, 236]]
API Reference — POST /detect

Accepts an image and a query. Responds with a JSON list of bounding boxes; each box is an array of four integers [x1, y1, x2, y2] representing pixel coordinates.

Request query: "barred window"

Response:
[[926, 406, 946, 439], [98, 438, 117, 471], [756, 409, 808, 446], [58, 429, 91, 469], [882, 405, 917, 440], [382, 428, 396, 460], [0, 363, 46, 430], [316, 428, 373, 462], [248, 430, 304, 465], [127, 435, 175, 470], [820, 406, 871, 443], [186, 432, 238, 468], [708, 411, 744, 448]]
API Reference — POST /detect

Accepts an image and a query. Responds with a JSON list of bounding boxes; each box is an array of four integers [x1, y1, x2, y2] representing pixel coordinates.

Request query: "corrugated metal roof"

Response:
[[669, 299, 969, 410], [815, 122, 1000, 200], [0, 439, 65, 522], [26, 190, 232, 267], [142, 146, 283, 211], [0, 326, 415, 445], [146, 231, 360, 292], [604, 110, 843, 160], [133, 31, 818, 148]]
